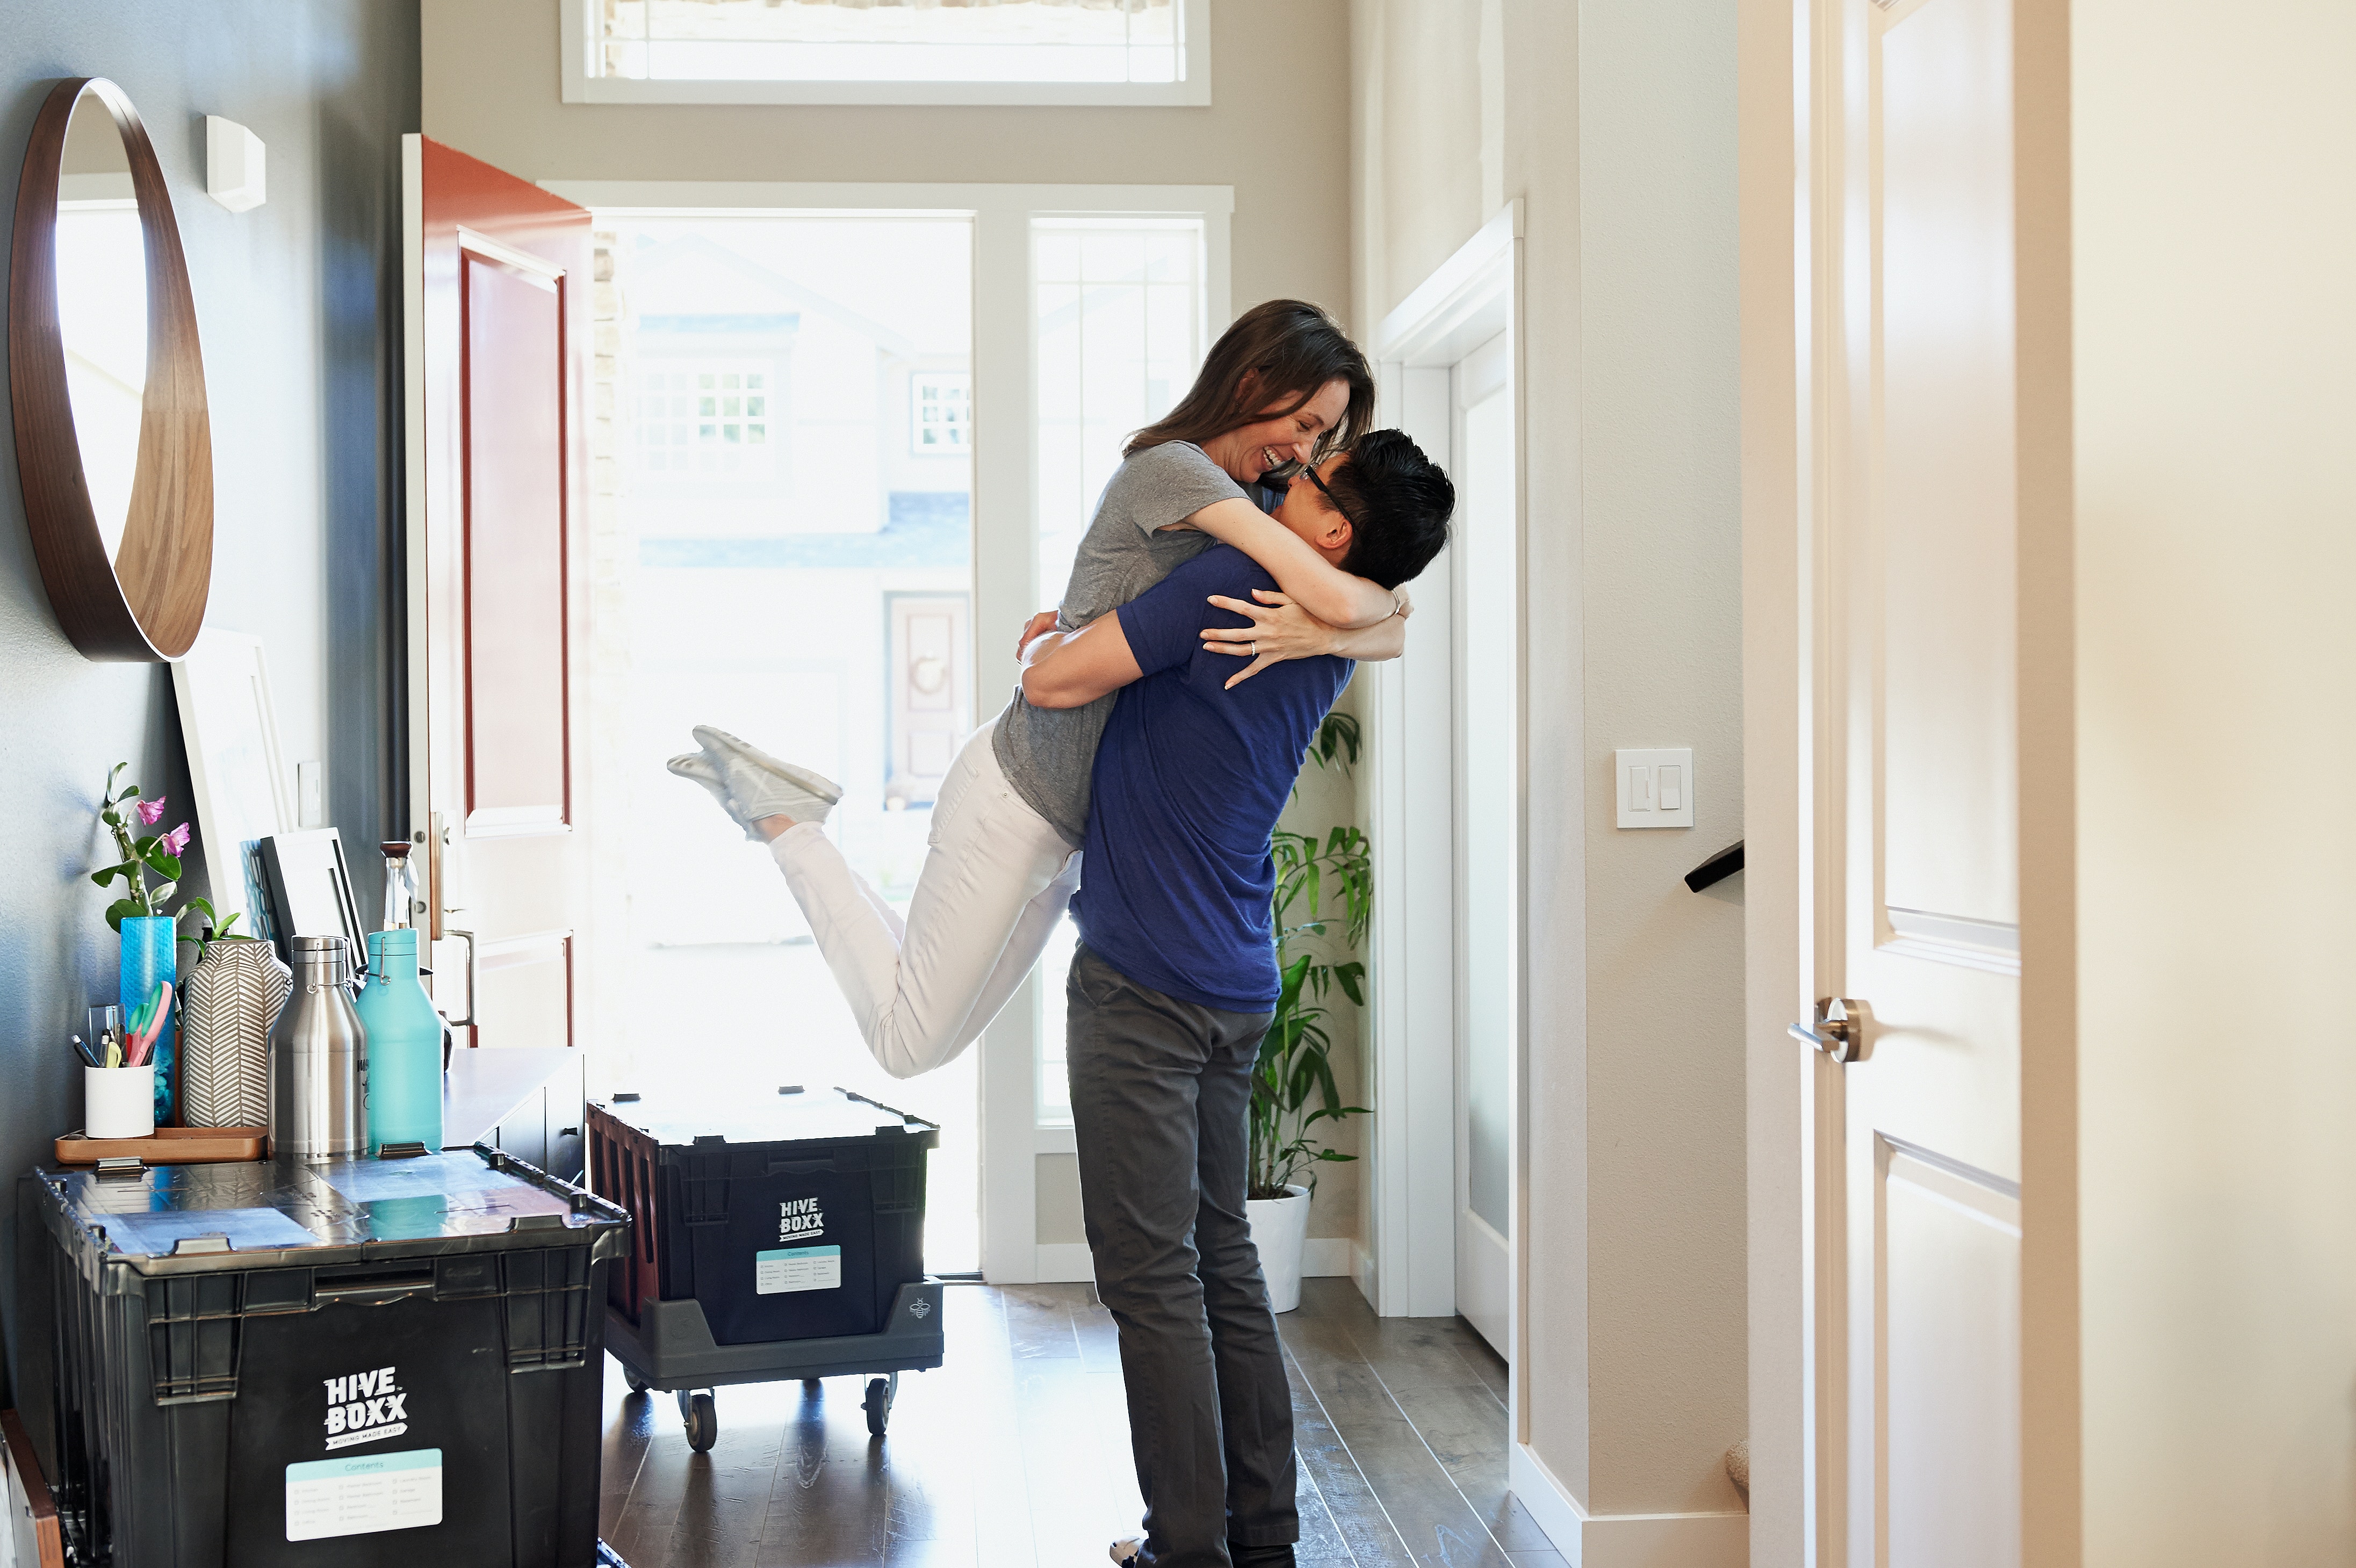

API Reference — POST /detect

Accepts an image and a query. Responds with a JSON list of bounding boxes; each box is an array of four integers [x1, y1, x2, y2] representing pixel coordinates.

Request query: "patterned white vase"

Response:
[[182, 936, 290, 1128]]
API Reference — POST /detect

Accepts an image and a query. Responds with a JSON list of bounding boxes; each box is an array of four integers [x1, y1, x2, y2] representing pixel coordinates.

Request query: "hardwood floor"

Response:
[[596, 1277, 1560, 1568]]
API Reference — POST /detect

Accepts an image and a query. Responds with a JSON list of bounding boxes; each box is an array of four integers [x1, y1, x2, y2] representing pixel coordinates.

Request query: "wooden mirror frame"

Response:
[[9, 77, 213, 662]]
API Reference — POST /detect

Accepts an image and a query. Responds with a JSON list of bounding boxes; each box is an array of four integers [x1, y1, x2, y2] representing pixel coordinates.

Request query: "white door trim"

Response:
[[541, 179, 1232, 1287], [1738, 0, 1812, 1551], [1365, 198, 1525, 1336]]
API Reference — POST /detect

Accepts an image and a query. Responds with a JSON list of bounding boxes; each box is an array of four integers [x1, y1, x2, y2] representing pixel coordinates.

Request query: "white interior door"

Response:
[[1809, 0, 2030, 1558], [1453, 329, 1515, 1356]]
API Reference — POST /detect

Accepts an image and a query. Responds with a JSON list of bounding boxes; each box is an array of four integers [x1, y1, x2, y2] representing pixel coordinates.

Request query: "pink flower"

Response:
[[161, 822, 191, 857], [135, 797, 167, 826]]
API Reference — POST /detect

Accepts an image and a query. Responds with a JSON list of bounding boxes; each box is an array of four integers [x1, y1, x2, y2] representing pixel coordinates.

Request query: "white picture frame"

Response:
[[171, 631, 291, 940], [258, 829, 368, 964]]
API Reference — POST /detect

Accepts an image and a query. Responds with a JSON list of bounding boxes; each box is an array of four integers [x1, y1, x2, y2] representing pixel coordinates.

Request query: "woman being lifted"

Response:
[[670, 299, 1444, 1078]]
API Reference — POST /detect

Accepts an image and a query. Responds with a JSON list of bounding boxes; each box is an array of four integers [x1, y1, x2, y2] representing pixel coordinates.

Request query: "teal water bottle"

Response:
[[354, 929, 445, 1155]]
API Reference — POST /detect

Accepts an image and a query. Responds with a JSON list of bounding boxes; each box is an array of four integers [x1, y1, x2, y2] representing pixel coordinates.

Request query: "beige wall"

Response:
[[1353, 0, 1746, 1524], [421, 0, 1350, 322], [2051, 1, 2356, 1562]]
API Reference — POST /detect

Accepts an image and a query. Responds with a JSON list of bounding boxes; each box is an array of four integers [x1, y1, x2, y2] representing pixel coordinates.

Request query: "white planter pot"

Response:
[[1245, 1184, 1312, 1314]]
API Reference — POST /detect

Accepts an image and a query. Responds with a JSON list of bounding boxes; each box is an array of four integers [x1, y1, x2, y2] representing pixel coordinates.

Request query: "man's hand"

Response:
[[1015, 610, 1061, 661]]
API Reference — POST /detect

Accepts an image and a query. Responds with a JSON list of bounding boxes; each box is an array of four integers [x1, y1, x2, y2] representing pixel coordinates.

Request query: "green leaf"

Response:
[[103, 898, 141, 933], [139, 843, 183, 881], [91, 866, 120, 889]]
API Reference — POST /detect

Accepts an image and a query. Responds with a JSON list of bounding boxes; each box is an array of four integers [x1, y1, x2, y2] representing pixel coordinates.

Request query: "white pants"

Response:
[[770, 721, 1082, 1079]]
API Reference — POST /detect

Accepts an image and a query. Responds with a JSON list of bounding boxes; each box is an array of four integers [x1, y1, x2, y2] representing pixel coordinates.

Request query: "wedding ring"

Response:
[[1250, 641, 1258, 655]]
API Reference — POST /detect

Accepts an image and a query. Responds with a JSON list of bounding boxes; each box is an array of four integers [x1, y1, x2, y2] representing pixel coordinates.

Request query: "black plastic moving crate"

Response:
[[588, 1087, 937, 1347], [15, 1147, 629, 1568]]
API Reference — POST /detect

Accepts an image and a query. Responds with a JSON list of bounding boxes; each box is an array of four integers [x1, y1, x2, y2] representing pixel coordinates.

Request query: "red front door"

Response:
[[402, 135, 590, 1051]]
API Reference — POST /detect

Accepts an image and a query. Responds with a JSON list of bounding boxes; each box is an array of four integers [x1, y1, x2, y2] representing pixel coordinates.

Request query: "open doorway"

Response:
[[1365, 207, 1524, 1358], [588, 213, 983, 1271]]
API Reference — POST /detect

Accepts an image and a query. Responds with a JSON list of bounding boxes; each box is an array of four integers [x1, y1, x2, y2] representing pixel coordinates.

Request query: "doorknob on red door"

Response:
[[1789, 997, 1871, 1064]]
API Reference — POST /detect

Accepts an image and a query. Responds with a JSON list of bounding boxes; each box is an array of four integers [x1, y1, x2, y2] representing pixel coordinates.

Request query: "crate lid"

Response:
[[594, 1085, 935, 1150], [35, 1150, 620, 1265]]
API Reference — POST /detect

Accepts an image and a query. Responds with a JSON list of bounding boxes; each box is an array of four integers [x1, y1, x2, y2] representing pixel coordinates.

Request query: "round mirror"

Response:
[[9, 78, 212, 661]]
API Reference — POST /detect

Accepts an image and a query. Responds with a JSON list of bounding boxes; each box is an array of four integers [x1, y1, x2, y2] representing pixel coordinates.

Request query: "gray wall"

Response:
[[0, 1, 417, 1405]]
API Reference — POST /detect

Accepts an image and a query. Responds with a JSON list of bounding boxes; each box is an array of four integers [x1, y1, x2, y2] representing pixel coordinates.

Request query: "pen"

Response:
[[70, 1034, 103, 1070]]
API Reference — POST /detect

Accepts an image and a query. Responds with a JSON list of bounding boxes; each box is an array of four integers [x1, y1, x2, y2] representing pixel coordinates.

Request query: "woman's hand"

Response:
[[1015, 610, 1061, 661], [1199, 590, 1342, 689]]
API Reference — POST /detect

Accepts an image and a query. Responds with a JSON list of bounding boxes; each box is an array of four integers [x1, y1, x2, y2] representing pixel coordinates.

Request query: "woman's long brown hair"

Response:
[[1125, 299, 1375, 462]]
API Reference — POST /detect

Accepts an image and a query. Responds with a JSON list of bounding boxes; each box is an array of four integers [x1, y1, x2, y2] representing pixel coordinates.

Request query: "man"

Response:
[[1020, 429, 1454, 1568]]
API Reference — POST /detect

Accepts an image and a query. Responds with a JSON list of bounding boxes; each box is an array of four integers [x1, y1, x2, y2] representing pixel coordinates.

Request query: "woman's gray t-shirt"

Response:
[[993, 442, 1243, 843]]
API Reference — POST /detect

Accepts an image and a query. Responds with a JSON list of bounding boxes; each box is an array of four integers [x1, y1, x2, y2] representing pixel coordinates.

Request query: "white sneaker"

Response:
[[1109, 1539, 1145, 1566], [691, 725, 844, 828], [666, 750, 762, 841]]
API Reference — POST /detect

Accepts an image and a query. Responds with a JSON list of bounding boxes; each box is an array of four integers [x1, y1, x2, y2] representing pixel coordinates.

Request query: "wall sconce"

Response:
[[205, 115, 264, 212]]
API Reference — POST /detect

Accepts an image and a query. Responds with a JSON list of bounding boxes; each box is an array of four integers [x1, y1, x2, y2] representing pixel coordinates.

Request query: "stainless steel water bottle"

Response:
[[268, 935, 369, 1158]]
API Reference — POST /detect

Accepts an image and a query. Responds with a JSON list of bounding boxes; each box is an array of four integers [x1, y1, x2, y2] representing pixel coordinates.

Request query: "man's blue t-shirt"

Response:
[[1072, 544, 1356, 1013]]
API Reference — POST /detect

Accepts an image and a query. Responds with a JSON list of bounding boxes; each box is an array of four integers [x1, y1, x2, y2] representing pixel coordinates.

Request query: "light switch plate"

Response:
[[1615, 747, 1694, 829]]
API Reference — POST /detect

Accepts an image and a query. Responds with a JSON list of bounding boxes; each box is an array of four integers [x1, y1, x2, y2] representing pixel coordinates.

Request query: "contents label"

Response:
[[756, 1244, 842, 1294], [285, 1448, 442, 1541]]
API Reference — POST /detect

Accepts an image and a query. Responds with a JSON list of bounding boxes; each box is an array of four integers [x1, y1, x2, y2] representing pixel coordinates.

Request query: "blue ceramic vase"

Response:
[[119, 913, 178, 1123]]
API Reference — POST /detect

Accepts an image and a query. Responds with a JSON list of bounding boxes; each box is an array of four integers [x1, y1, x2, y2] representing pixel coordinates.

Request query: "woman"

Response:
[[669, 300, 1417, 1079]]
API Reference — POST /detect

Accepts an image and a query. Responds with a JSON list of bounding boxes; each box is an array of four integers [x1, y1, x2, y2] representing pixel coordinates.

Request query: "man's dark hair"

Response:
[[1323, 429, 1455, 590], [1126, 299, 1375, 465]]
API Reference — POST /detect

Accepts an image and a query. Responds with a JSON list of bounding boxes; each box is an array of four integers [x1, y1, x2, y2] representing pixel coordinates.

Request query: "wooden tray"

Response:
[[53, 1126, 268, 1166]]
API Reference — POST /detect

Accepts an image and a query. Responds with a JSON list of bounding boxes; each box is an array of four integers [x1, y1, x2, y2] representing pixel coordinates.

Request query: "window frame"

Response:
[[547, 178, 1231, 1283], [560, 0, 1212, 107]]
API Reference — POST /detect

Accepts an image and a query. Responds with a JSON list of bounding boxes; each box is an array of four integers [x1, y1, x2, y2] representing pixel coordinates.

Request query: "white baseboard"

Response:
[[1509, 1443, 1748, 1568], [1352, 1242, 1377, 1304], [1031, 1238, 1358, 1286], [1034, 1242, 1094, 1283], [1303, 1237, 1354, 1277]]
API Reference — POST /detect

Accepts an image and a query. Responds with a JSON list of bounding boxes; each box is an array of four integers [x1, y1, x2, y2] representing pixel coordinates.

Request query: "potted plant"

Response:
[[1246, 714, 1371, 1313], [90, 763, 214, 1124]]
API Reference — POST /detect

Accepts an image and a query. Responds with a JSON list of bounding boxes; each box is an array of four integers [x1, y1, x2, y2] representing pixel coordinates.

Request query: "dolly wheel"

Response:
[[862, 1374, 898, 1437], [623, 1366, 650, 1394], [682, 1391, 718, 1452]]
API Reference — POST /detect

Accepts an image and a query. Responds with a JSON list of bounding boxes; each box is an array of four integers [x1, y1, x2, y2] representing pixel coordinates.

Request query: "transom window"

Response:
[[566, 0, 1208, 106], [635, 364, 772, 475]]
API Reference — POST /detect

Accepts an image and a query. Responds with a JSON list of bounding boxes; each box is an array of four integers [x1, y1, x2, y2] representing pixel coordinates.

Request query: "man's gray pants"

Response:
[[1067, 944, 1297, 1568]]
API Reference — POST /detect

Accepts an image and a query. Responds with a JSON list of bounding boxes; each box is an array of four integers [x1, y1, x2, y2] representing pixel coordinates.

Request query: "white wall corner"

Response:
[[1509, 1444, 1747, 1568]]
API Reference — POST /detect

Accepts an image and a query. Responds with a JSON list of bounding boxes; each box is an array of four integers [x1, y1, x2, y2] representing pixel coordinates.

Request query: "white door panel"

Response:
[[1810, 0, 2030, 1558]]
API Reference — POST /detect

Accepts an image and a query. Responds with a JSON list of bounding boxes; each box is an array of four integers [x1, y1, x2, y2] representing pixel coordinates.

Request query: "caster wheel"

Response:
[[623, 1367, 650, 1393], [862, 1373, 898, 1437], [680, 1390, 718, 1452]]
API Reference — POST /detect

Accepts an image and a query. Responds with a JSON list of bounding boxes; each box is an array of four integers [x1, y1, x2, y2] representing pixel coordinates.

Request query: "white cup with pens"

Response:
[[81, 988, 169, 1140]]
